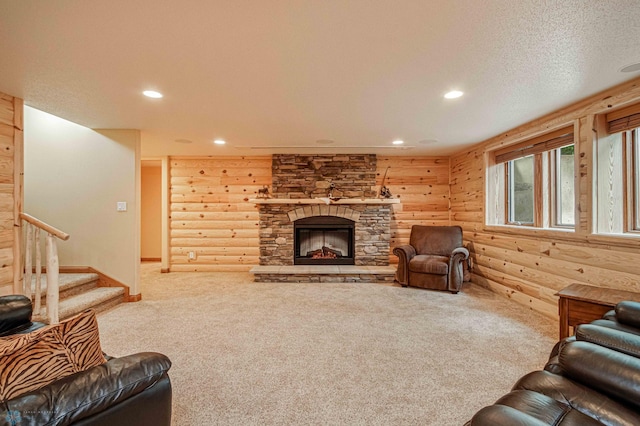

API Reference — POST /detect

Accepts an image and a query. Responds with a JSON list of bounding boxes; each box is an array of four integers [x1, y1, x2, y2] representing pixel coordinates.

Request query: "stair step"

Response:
[[57, 287, 125, 320], [30, 272, 127, 323], [31, 273, 100, 300]]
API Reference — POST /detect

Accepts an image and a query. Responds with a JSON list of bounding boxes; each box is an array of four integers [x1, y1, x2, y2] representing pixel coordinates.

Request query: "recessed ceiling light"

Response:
[[316, 139, 335, 145], [143, 90, 163, 98], [392, 140, 404, 145], [444, 90, 463, 99], [213, 139, 226, 145], [620, 62, 640, 73]]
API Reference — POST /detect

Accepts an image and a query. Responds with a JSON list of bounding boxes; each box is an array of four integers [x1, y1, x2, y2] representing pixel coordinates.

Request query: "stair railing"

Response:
[[19, 213, 70, 324]]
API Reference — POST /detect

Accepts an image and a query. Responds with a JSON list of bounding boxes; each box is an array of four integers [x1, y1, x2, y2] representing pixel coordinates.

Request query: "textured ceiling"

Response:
[[1, 0, 640, 157]]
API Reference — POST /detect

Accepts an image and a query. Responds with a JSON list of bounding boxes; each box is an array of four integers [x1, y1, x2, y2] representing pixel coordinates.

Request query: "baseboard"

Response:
[[127, 293, 142, 302], [141, 257, 161, 262], [161, 268, 170, 273]]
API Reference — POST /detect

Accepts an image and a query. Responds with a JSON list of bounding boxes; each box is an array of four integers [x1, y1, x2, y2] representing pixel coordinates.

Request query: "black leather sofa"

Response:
[[0, 295, 173, 426], [467, 301, 640, 425], [0, 294, 45, 337]]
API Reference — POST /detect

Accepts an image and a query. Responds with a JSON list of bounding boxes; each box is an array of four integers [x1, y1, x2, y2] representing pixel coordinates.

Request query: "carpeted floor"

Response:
[[96, 263, 557, 426]]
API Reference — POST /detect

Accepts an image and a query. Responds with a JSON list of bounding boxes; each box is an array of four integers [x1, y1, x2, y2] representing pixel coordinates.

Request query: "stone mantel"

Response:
[[250, 198, 400, 205]]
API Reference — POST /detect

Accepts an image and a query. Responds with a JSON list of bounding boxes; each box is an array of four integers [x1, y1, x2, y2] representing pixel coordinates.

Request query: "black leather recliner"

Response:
[[0, 294, 45, 336], [467, 301, 640, 425], [0, 295, 173, 426]]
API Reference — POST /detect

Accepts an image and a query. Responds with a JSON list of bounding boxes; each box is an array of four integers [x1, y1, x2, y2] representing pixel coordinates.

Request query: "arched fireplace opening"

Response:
[[294, 216, 355, 265]]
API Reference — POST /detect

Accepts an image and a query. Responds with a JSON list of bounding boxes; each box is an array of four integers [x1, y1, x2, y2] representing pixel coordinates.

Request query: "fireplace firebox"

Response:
[[294, 216, 355, 265]]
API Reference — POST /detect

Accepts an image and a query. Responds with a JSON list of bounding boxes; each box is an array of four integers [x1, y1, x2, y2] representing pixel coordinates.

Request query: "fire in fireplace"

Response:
[[294, 216, 355, 265]]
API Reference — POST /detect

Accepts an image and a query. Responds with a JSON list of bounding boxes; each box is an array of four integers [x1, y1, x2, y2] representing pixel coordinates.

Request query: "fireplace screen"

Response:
[[294, 216, 355, 265]]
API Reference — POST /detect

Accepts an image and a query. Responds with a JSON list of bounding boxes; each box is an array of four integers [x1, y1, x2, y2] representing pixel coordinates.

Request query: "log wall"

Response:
[[0, 92, 22, 295], [169, 155, 450, 271], [378, 156, 451, 264], [451, 77, 640, 319], [169, 156, 271, 272]]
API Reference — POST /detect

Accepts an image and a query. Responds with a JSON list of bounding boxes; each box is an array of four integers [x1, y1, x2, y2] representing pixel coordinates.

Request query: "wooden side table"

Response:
[[557, 283, 640, 340]]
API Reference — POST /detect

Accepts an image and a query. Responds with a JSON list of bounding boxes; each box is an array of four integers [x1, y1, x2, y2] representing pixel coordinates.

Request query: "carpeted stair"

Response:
[[32, 273, 125, 322]]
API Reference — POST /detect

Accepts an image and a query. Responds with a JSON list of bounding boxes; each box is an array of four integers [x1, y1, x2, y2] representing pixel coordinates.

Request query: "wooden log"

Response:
[[170, 229, 258, 239], [24, 223, 32, 297], [171, 203, 257, 213], [170, 167, 272, 178], [171, 184, 267, 195], [34, 227, 42, 315], [19, 213, 69, 240], [169, 264, 253, 272], [45, 234, 59, 324], [171, 255, 259, 264], [171, 220, 259, 230], [171, 237, 259, 247], [170, 211, 259, 220], [171, 247, 260, 256], [170, 157, 271, 168]]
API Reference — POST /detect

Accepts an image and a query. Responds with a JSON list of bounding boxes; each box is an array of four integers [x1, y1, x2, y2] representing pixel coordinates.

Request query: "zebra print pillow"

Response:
[[0, 309, 107, 401]]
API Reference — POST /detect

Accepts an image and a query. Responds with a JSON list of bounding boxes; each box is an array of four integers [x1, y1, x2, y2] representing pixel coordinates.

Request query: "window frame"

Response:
[[492, 126, 575, 231], [627, 129, 640, 233]]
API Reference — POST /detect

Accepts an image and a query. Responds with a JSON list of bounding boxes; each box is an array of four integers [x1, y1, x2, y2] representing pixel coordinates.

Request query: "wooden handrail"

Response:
[[19, 212, 70, 241], [19, 212, 69, 324]]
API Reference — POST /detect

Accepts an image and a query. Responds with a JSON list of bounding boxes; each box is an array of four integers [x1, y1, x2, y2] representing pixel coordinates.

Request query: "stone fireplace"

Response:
[[256, 201, 393, 267], [250, 154, 398, 282]]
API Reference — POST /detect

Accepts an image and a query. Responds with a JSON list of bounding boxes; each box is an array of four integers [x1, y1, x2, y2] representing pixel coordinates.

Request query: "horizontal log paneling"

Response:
[[171, 167, 272, 177], [171, 247, 259, 256], [172, 237, 258, 248], [170, 264, 255, 272], [170, 229, 258, 239], [171, 255, 259, 264], [172, 220, 259, 230], [170, 156, 270, 271], [451, 76, 640, 320], [171, 203, 257, 213], [471, 273, 558, 319], [379, 156, 450, 264], [169, 155, 449, 270]]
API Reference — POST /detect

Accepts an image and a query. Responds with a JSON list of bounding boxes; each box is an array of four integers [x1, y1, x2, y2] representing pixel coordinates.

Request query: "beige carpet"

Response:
[[96, 263, 557, 426]]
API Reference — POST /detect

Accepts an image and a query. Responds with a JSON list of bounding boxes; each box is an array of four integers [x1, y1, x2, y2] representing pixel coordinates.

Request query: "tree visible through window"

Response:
[[508, 156, 534, 224], [555, 145, 575, 226]]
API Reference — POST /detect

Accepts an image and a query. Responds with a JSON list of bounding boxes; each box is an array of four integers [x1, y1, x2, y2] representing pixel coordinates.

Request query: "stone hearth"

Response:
[[250, 265, 397, 283]]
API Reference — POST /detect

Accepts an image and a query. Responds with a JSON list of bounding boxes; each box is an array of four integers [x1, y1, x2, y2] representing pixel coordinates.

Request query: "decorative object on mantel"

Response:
[[378, 166, 393, 199], [328, 182, 336, 198], [327, 182, 342, 202], [257, 185, 270, 198]]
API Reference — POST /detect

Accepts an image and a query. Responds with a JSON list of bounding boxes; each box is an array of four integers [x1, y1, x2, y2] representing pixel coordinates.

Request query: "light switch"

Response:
[[117, 201, 127, 212]]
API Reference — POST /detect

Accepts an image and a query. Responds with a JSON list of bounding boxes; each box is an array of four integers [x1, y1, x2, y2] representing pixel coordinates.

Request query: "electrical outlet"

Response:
[[188, 251, 196, 260]]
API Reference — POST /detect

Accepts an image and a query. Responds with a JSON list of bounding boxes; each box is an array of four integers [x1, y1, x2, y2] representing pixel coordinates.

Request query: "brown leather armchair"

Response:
[[393, 225, 469, 293]]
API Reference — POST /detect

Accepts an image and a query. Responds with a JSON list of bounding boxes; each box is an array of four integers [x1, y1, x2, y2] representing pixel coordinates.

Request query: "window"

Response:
[[488, 126, 575, 229], [595, 102, 640, 234], [633, 130, 640, 230], [553, 145, 575, 227], [507, 156, 534, 225]]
